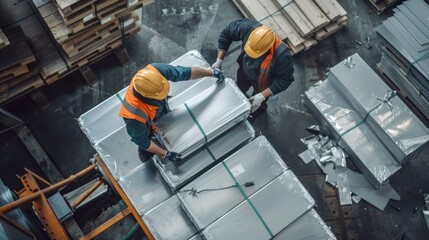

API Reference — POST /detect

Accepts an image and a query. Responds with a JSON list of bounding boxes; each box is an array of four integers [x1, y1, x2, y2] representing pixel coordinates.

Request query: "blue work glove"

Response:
[[212, 68, 225, 84], [164, 151, 182, 162]]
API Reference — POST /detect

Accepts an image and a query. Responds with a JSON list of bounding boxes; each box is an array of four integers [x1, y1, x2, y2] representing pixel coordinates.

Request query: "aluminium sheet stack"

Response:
[[305, 78, 402, 188], [329, 53, 429, 165], [201, 171, 317, 239], [76, 50, 218, 217], [155, 78, 251, 158], [177, 136, 318, 239], [154, 120, 255, 191], [77, 50, 210, 145], [375, 0, 429, 120]]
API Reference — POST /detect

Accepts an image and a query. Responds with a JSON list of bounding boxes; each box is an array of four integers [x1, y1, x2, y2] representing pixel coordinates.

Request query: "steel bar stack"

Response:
[[305, 53, 429, 188], [232, 0, 347, 55], [375, 0, 429, 124]]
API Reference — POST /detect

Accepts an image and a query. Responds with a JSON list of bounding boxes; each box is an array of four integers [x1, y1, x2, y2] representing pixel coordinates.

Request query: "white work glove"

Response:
[[211, 58, 223, 69], [248, 93, 265, 113]]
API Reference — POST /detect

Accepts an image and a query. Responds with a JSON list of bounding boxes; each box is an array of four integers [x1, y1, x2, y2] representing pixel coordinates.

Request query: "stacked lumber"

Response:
[[0, 26, 44, 105], [232, 0, 347, 55], [37, 0, 146, 69], [366, 0, 402, 15]]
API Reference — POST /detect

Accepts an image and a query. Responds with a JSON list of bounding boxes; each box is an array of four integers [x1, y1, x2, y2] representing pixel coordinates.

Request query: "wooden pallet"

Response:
[[366, 0, 401, 15], [54, 0, 97, 16], [232, 0, 347, 55], [0, 75, 45, 106]]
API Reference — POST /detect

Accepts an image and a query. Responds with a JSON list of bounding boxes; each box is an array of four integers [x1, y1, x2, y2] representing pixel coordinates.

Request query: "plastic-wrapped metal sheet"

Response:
[[273, 209, 336, 240], [155, 78, 251, 158], [118, 162, 172, 215], [142, 195, 198, 240], [77, 50, 210, 145], [202, 170, 315, 240], [329, 53, 429, 165], [177, 136, 289, 230], [305, 80, 401, 188], [154, 120, 255, 191]]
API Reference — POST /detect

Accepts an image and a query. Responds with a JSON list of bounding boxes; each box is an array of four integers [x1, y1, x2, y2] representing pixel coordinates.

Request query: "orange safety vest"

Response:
[[118, 65, 166, 132], [257, 36, 283, 91]]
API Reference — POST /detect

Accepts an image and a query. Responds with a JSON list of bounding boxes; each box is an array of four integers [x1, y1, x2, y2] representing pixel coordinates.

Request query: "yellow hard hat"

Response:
[[132, 68, 170, 100], [244, 26, 275, 58]]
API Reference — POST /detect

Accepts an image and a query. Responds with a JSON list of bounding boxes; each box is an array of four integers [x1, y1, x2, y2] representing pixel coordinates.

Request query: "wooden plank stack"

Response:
[[0, 26, 44, 106], [366, 0, 402, 15], [0, 0, 152, 107], [232, 0, 347, 55], [36, 0, 146, 71]]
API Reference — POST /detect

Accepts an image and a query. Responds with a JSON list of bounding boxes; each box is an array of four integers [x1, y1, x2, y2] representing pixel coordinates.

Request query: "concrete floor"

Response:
[[1, 0, 429, 239]]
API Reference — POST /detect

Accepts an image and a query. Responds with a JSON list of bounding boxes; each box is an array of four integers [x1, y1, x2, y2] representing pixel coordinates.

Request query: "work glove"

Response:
[[211, 58, 223, 69], [248, 93, 265, 113], [212, 68, 225, 84], [164, 151, 182, 162]]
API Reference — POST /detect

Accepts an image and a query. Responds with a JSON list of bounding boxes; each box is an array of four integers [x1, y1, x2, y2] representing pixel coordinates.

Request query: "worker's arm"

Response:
[[152, 63, 223, 82], [146, 141, 167, 156]]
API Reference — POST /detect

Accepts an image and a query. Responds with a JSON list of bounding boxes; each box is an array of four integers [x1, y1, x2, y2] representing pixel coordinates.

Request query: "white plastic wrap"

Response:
[[154, 120, 255, 191], [155, 78, 251, 158], [202, 170, 316, 240], [177, 136, 289, 230], [305, 80, 401, 188]]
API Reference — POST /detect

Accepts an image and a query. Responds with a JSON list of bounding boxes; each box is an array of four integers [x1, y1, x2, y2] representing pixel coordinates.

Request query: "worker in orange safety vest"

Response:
[[119, 63, 224, 162], [212, 18, 295, 121]]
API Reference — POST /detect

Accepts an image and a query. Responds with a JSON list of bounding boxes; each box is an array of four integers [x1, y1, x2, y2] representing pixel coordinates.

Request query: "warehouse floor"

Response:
[[1, 0, 429, 239]]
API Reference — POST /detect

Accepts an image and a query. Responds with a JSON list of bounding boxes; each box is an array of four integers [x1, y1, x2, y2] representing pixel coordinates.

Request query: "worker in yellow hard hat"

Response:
[[212, 18, 295, 121], [119, 63, 224, 162]]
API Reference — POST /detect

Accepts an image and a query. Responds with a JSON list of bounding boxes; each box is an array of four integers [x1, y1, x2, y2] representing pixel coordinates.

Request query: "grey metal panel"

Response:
[[273, 209, 336, 240], [396, 4, 429, 39], [142, 195, 198, 240], [387, 17, 429, 53], [329, 53, 429, 164], [118, 162, 172, 215], [177, 136, 288, 230], [305, 80, 401, 187], [393, 9, 429, 46], [94, 125, 142, 179], [77, 50, 210, 145], [156, 78, 251, 158], [402, 0, 429, 34], [202, 171, 315, 240], [154, 120, 255, 191], [77, 88, 127, 145]]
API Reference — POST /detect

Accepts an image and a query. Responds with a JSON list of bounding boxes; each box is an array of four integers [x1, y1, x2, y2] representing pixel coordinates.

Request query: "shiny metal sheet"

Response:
[[305, 80, 401, 188], [273, 209, 336, 240], [202, 171, 315, 240], [118, 162, 172, 216], [142, 195, 198, 240], [177, 136, 288, 230], [154, 120, 255, 191], [77, 50, 210, 145], [156, 78, 251, 158], [329, 53, 429, 165]]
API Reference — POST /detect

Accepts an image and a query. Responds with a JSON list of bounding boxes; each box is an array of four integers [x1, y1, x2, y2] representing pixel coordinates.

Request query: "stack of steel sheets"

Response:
[[176, 136, 318, 238], [375, 0, 429, 120], [305, 53, 429, 188], [154, 120, 255, 191], [77, 50, 210, 145], [155, 78, 251, 158], [329, 53, 429, 165]]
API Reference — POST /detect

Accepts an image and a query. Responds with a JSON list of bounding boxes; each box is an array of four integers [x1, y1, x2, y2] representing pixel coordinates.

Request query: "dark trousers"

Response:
[[237, 67, 268, 110]]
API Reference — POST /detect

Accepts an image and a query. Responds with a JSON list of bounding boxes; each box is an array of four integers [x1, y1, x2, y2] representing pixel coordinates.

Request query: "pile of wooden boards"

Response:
[[0, 0, 153, 106], [38, 0, 149, 69], [232, 0, 347, 55], [366, 0, 402, 15], [0, 27, 44, 106]]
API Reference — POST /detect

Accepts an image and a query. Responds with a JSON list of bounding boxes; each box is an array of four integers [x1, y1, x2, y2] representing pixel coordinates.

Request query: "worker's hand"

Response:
[[211, 58, 223, 69], [164, 151, 182, 162], [212, 68, 225, 84], [248, 93, 265, 113]]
